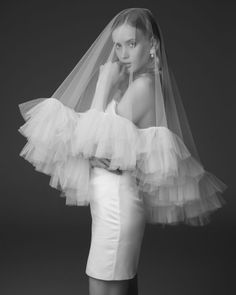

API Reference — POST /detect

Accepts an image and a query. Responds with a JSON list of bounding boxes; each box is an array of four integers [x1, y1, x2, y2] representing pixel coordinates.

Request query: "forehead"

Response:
[[112, 24, 144, 43]]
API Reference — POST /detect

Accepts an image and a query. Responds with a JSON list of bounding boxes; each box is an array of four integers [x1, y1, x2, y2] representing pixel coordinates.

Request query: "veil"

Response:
[[19, 8, 198, 158], [18, 8, 227, 226]]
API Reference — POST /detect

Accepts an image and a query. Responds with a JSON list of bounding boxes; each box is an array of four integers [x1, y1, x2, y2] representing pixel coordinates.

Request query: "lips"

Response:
[[123, 63, 131, 68]]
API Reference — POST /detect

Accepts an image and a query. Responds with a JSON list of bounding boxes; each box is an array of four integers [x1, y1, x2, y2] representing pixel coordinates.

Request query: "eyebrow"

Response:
[[114, 38, 136, 45]]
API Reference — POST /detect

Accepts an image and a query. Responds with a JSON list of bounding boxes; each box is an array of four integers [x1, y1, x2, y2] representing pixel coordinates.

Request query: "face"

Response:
[[112, 23, 152, 73]]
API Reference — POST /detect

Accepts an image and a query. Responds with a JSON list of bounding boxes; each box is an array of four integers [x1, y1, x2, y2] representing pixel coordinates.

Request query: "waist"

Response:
[[92, 166, 123, 175]]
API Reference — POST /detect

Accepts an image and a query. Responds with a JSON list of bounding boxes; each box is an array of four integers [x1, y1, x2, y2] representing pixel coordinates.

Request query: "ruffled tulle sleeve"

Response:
[[131, 127, 227, 226], [18, 98, 139, 206], [18, 98, 91, 206], [70, 106, 139, 170]]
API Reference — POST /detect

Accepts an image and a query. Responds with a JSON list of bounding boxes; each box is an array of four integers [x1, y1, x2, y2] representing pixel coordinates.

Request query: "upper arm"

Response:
[[116, 76, 155, 125]]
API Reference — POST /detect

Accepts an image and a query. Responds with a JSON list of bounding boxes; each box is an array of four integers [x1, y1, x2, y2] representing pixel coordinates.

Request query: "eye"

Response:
[[115, 44, 121, 49], [129, 41, 136, 48]]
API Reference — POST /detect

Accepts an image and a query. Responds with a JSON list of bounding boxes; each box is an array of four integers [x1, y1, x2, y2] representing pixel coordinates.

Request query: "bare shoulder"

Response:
[[132, 74, 154, 93], [116, 74, 155, 124], [119, 74, 154, 105]]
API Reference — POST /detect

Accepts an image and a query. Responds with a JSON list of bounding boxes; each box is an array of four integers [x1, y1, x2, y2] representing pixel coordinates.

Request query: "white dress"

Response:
[[85, 100, 146, 281], [18, 98, 226, 280]]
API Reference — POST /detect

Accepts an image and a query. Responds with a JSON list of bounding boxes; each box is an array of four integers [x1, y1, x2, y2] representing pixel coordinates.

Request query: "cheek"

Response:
[[133, 46, 149, 63]]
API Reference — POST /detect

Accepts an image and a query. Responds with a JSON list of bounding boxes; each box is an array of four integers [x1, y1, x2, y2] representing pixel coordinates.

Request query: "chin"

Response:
[[127, 65, 137, 73], [125, 67, 133, 73]]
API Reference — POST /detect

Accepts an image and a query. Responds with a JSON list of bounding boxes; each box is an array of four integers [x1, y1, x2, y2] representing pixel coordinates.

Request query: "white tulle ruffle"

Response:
[[18, 98, 91, 206], [18, 97, 227, 225], [70, 106, 139, 170]]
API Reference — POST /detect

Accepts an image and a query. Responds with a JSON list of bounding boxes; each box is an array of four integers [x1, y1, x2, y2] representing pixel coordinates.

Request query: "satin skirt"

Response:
[[86, 167, 146, 280]]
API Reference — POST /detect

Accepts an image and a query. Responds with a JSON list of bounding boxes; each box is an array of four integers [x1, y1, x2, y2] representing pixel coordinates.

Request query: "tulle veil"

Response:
[[18, 8, 227, 226]]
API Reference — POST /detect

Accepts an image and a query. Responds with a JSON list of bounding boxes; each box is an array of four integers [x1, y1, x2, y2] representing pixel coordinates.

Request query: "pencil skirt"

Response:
[[85, 167, 146, 280]]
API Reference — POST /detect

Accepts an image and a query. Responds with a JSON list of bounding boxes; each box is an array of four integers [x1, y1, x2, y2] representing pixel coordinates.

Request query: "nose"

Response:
[[121, 47, 129, 59]]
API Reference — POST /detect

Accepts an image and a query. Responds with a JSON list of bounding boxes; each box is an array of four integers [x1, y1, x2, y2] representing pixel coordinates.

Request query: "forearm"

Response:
[[92, 76, 113, 110], [89, 157, 122, 175]]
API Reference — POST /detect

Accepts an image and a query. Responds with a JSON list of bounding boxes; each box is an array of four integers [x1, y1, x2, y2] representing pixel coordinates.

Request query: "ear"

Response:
[[150, 37, 160, 51]]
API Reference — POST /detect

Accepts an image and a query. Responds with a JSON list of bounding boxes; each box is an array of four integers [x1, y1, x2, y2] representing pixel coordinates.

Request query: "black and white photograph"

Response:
[[1, 1, 235, 294]]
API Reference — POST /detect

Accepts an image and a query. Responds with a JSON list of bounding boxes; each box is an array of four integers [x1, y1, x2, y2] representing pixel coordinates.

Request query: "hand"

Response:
[[89, 157, 123, 175], [98, 61, 126, 88], [89, 156, 111, 169]]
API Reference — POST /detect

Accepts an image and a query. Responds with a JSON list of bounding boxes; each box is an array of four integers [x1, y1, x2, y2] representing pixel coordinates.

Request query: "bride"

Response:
[[18, 8, 227, 295]]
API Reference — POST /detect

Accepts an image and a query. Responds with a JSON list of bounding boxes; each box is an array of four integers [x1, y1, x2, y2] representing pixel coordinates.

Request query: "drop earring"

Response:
[[150, 49, 155, 59]]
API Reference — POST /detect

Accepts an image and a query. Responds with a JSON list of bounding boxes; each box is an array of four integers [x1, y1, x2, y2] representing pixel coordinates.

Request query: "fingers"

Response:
[[119, 64, 126, 76], [100, 61, 119, 69], [99, 158, 111, 167], [90, 157, 111, 169], [89, 158, 122, 174]]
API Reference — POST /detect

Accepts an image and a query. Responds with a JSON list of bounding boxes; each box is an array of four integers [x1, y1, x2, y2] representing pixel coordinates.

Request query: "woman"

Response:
[[87, 11, 160, 294], [18, 8, 227, 295]]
